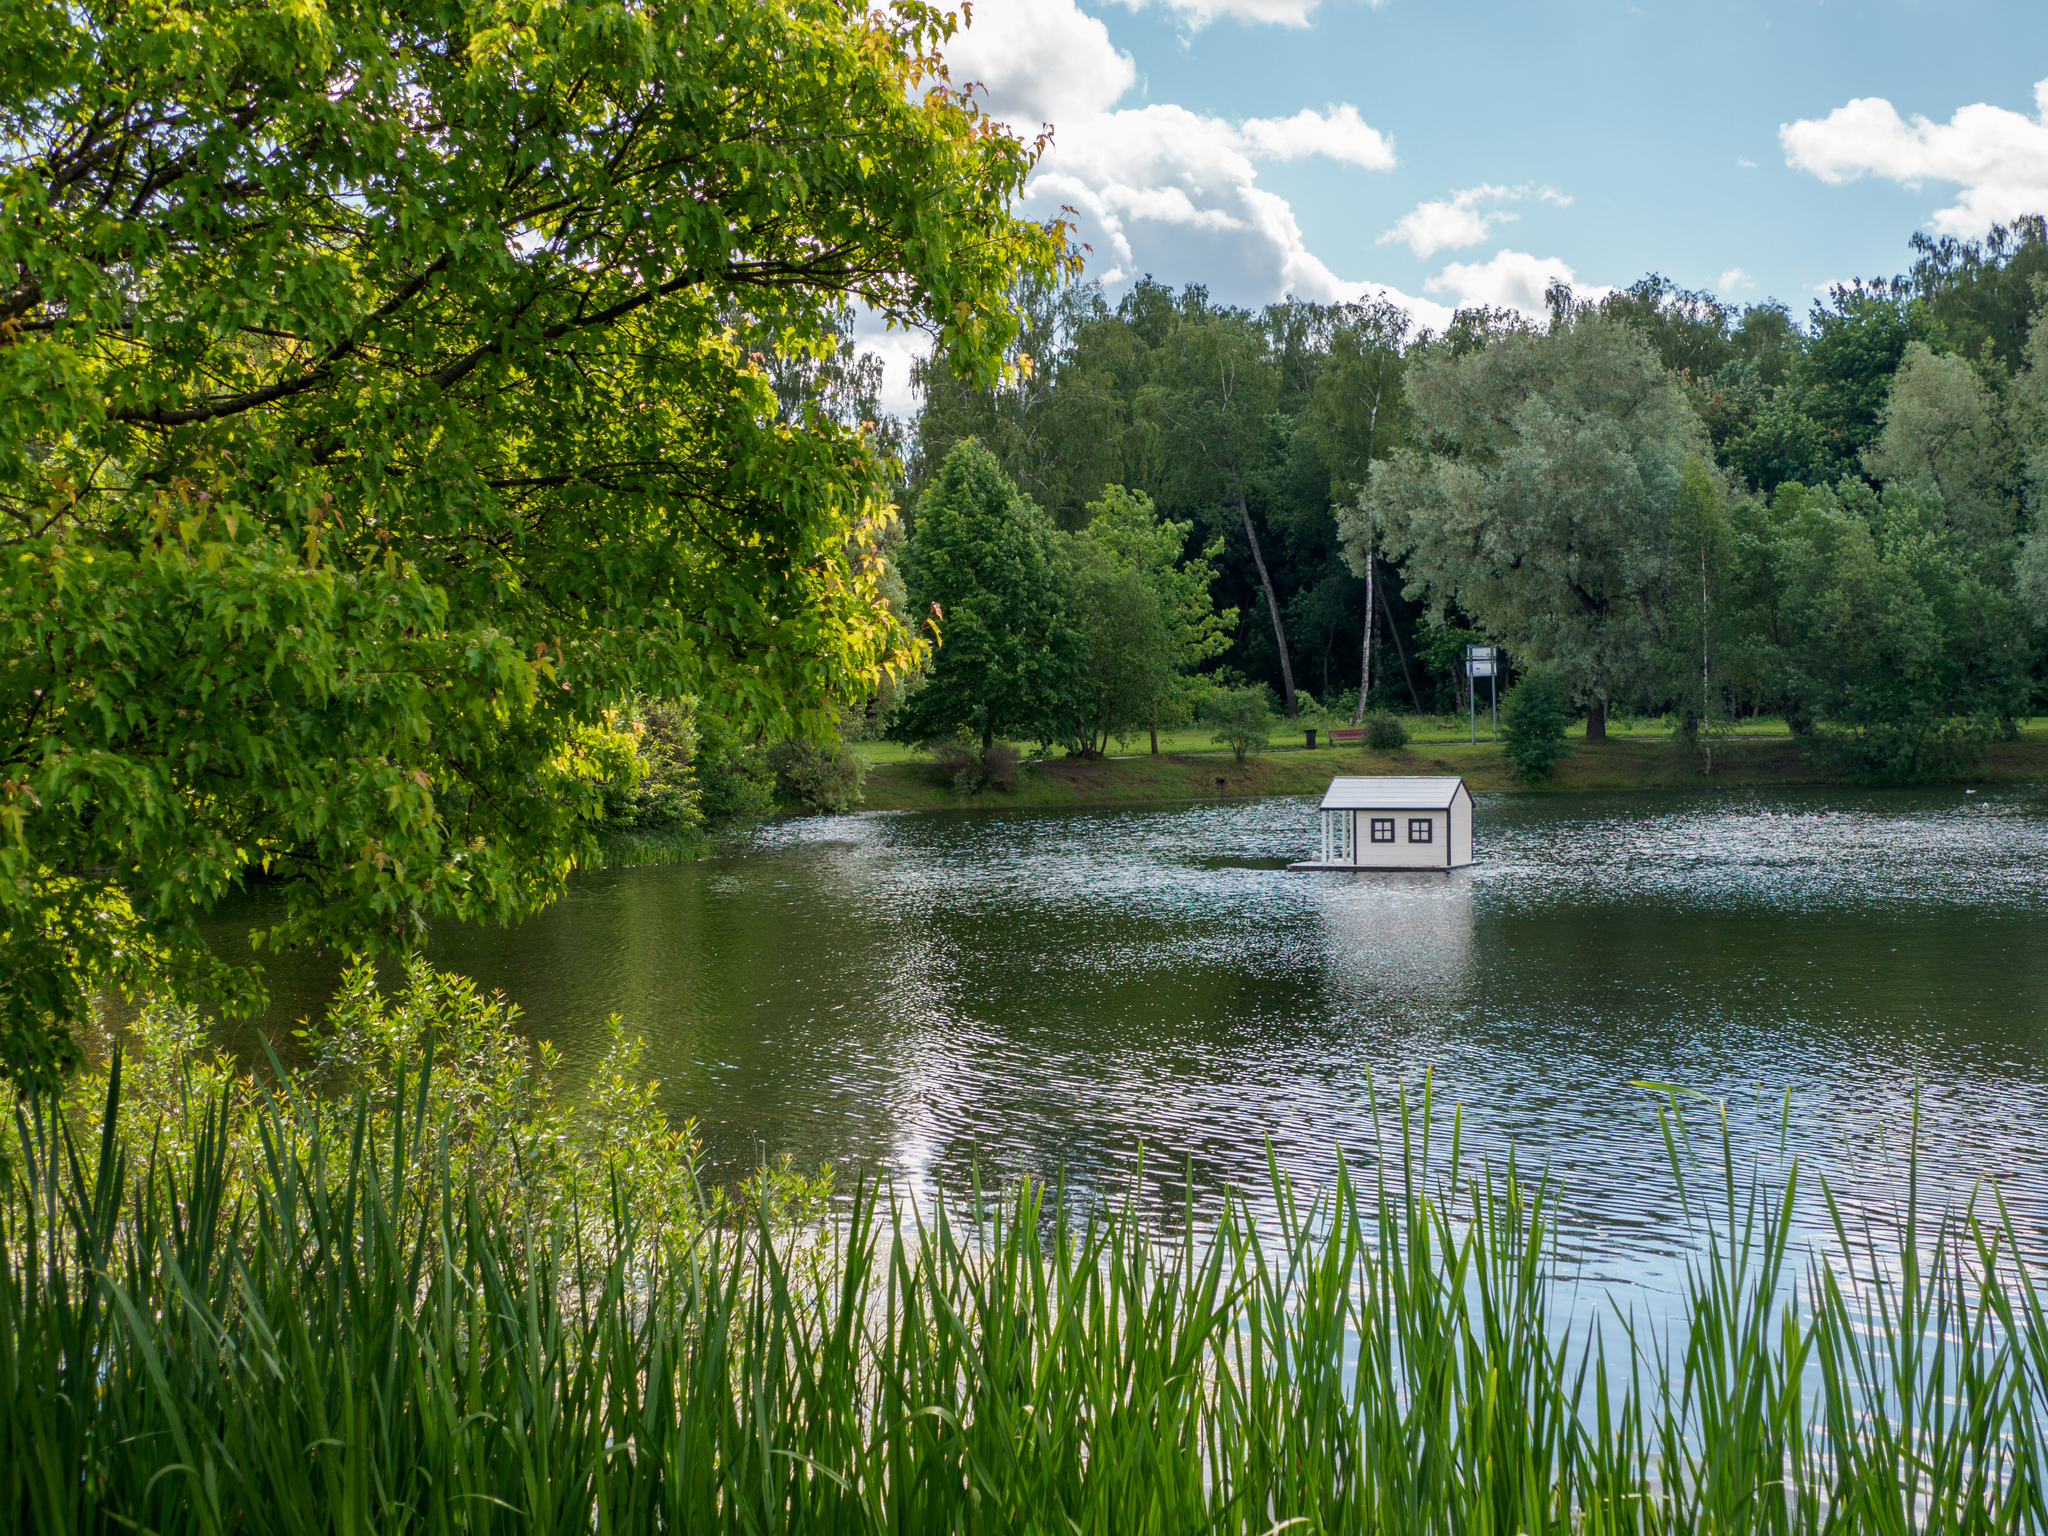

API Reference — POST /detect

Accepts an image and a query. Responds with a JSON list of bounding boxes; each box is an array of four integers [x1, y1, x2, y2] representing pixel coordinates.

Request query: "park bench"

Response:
[[1325, 726, 1365, 745]]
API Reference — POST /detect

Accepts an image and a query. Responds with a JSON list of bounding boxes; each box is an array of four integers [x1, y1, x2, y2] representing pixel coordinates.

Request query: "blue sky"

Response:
[[932, 0, 2048, 331]]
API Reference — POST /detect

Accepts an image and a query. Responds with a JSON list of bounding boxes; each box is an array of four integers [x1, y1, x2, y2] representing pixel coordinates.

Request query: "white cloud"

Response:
[[1736, 157, 1757, 169], [940, 0, 1401, 310], [1718, 266, 1756, 292], [1102, 0, 1375, 31], [941, 0, 1135, 126], [851, 308, 930, 418], [1237, 104, 1396, 169], [1378, 183, 1571, 259], [1780, 77, 2048, 236], [1019, 103, 1361, 301], [1425, 249, 1606, 316], [905, 0, 1592, 380]]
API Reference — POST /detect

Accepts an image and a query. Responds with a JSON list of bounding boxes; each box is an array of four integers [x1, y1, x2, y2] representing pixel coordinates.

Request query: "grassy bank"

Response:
[[7, 1069, 2044, 1533], [859, 727, 2048, 813]]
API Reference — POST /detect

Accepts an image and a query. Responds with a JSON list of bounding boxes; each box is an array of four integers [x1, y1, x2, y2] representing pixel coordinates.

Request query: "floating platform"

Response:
[[1306, 775, 1474, 870]]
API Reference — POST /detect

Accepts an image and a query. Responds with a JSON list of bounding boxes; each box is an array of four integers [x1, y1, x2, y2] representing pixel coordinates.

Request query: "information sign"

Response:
[[1463, 645, 1500, 742]]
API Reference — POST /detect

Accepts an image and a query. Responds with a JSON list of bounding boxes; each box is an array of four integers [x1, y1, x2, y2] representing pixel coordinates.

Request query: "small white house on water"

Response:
[[1300, 776, 1474, 870]]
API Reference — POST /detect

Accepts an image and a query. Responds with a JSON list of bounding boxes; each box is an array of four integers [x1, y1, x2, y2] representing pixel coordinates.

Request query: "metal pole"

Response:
[[1469, 665, 1475, 744], [1491, 671, 1498, 741]]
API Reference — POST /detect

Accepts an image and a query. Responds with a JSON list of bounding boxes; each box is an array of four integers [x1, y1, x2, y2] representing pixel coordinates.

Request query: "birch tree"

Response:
[[1142, 307, 1301, 714]]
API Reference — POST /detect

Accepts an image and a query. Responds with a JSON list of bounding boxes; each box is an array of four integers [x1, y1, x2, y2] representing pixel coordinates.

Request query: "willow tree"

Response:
[[1347, 315, 1708, 738], [1861, 341, 2023, 554], [0, 0, 1065, 1088]]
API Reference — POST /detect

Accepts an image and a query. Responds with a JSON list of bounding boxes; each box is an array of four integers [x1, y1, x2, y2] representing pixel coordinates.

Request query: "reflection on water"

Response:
[[1317, 872, 1476, 1006], [202, 785, 2048, 1314]]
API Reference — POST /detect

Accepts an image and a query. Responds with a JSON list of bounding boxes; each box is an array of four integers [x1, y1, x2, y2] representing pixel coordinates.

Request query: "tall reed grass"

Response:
[[4, 1062, 2043, 1533]]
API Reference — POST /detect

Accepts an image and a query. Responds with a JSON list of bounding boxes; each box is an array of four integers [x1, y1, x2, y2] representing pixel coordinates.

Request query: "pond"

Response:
[[214, 785, 2048, 1311]]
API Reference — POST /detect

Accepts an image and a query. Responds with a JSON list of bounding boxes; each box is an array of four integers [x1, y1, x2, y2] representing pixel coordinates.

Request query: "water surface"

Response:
[[219, 786, 2048, 1306]]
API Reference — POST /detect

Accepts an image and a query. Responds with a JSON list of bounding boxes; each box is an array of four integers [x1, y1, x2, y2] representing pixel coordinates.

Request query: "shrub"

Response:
[[693, 712, 777, 830], [1802, 712, 1999, 784], [601, 698, 700, 831], [930, 732, 1024, 794], [979, 740, 1023, 791], [768, 737, 870, 813], [1500, 671, 1572, 783], [1363, 712, 1409, 752], [1201, 686, 1273, 764], [97, 958, 824, 1248]]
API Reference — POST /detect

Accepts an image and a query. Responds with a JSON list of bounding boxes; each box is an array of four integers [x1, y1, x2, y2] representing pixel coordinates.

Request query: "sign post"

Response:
[[1464, 644, 1498, 745]]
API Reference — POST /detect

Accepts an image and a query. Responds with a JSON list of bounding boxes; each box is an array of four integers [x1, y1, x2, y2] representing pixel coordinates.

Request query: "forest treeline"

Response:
[[854, 216, 2048, 782]]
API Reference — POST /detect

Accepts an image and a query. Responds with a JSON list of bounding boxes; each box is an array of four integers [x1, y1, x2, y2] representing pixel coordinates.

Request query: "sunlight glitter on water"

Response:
[[217, 784, 2048, 1318]]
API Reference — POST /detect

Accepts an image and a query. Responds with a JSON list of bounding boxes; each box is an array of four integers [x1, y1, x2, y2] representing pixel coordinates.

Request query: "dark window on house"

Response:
[[1370, 818, 1395, 843], [1408, 818, 1433, 844]]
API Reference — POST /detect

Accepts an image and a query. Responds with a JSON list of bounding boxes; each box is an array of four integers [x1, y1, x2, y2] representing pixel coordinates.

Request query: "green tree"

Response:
[[1065, 555, 1168, 756], [1707, 373, 1837, 497], [912, 274, 1124, 528], [1416, 623, 1487, 715], [1597, 275, 1736, 379], [912, 283, 1419, 717], [892, 441, 1083, 750], [1665, 456, 1746, 770], [1141, 302, 1301, 714], [1731, 301, 1802, 388], [1351, 315, 1710, 738], [2012, 297, 2048, 623], [600, 700, 699, 833], [1768, 481, 2038, 777], [1909, 216, 2048, 370], [0, 0, 1062, 1090], [1863, 342, 2023, 552], [1500, 671, 1572, 783], [1796, 283, 1926, 479], [1067, 487, 1235, 753], [1300, 301, 1411, 717]]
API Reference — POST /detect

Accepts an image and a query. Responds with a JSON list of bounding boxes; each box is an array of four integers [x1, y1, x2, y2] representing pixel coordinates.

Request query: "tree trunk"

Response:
[[1585, 698, 1607, 740], [1375, 574, 1424, 714], [1353, 552, 1375, 725], [1228, 468, 1297, 716], [1149, 719, 1159, 755], [1700, 540, 1712, 776], [981, 712, 994, 753]]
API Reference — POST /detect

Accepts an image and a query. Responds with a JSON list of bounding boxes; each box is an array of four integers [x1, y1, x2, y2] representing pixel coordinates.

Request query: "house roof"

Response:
[[1318, 775, 1467, 811]]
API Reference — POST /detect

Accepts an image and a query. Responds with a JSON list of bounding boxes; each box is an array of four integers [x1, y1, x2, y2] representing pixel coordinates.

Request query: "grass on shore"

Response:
[[858, 725, 2048, 813], [855, 711, 1817, 767], [7, 1063, 2044, 1533]]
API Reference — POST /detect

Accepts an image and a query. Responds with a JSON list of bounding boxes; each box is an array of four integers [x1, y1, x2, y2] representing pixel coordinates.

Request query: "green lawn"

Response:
[[855, 722, 2048, 814], [857, 715, 2048, 771]]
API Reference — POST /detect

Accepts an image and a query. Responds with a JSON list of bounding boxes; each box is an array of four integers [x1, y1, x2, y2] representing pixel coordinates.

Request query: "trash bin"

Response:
[[1304, 728, 1318, 749]]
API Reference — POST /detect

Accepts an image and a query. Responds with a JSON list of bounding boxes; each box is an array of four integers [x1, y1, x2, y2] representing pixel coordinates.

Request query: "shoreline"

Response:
[[856, 734, 2048, 814]]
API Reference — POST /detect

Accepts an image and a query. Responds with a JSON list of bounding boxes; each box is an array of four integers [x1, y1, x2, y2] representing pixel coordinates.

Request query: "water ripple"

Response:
[[216, 784, 2048, 1326]]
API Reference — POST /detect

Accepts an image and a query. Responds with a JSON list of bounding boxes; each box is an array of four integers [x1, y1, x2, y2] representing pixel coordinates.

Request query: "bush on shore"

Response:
[[83, 960, 822, 1246], [1363, 711, 1409, 752], [769, 736, 871, 813], [1501, 671, 1573, 782], [1201, 685, 1274, 764], [931, 731, 1024, 794]]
